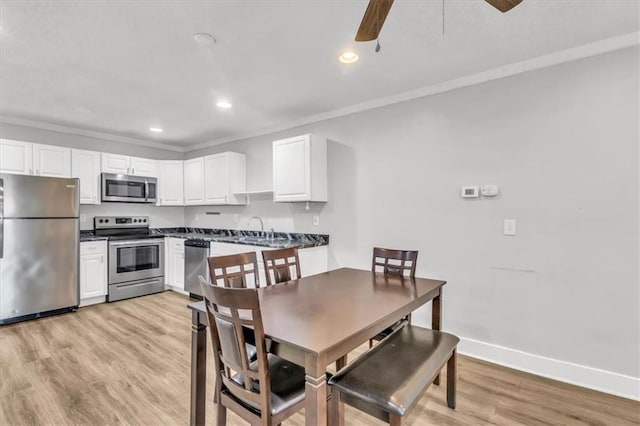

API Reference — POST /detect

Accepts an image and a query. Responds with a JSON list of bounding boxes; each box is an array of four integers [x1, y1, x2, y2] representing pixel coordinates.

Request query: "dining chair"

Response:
[[208, 252, 261, 288], [198, 276, 308, 425], [370, 247, 419, 347], [262, 247, 301, 286]]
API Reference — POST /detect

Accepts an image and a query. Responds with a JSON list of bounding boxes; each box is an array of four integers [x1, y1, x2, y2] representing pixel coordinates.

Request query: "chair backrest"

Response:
[[199, 276, 271, 415], [372, 247, 418, 277], [208, 252, 261, 288], [262, 247, 301, 286]]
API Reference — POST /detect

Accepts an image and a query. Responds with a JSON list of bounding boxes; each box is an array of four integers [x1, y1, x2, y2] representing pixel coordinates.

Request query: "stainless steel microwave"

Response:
[[101, 173, 157, 203]]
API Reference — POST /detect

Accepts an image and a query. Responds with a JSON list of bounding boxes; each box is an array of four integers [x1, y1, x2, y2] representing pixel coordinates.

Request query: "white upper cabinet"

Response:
[[130, 156, 158, 178], [101, 153, 158, 177], [158, 160, 184, 206], [71, 149, 101, 205], [0, 139, 72, 178], [32, 144, 72, 177], [101, 153, 130, 174], [0, 139, 33, 175], [184, 157, 205, 205], [204, 152, 246, 205], [273, 134, 327, 202]]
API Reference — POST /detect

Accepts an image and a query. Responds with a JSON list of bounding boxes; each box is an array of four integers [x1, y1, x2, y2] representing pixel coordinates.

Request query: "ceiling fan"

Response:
[[355, 0, 524, 43]]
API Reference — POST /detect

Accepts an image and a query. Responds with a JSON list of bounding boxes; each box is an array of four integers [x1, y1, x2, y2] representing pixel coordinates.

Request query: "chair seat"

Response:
[[230, 354, 306, 415], [329, 326, 459, 417]]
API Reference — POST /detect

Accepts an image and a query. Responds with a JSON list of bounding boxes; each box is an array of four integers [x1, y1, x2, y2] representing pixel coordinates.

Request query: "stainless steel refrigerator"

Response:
[[0, 173, 80, 324]]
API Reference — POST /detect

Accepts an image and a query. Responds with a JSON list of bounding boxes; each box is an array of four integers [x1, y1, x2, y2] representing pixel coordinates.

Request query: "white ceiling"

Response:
[[0, 1, 638, 148]]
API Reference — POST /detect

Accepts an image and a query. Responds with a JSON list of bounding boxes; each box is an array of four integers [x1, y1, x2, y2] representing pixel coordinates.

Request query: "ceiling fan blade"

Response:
[[355, 0, 394, 42], [485, 0, 523, 13]]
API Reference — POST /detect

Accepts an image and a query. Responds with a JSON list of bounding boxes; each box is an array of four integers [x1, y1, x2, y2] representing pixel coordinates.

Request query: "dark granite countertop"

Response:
[[154, 228, 329, 249], [79, 231, 109, 242], [80, 228, 329, 249]]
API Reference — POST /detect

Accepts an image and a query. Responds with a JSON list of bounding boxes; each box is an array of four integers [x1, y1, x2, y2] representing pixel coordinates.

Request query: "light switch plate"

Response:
[[504, 219, 516, 236], [233, 214, 239, 223], [313, 216, 320, 226]]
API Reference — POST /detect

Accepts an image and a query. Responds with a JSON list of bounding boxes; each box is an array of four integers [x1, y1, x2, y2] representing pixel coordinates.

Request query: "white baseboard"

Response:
[[458, 336, 640, 401]]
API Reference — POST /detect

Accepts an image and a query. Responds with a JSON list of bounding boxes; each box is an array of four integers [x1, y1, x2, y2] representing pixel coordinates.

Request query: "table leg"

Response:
[[305, 354, 328, 426], [190, 310, 207, 426], [432, 289, 442, 385]]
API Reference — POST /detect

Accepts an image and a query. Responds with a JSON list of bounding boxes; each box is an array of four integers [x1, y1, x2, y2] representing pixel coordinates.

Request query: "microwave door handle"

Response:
[[144, 180, 149, 202]]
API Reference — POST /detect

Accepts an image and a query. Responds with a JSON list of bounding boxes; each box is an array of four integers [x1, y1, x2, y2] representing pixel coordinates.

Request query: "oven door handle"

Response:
[[109, 239, 163, 246]]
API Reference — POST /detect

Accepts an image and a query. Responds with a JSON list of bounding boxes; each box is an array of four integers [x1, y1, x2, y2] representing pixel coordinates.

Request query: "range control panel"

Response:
[[94, 216, 149, 229]]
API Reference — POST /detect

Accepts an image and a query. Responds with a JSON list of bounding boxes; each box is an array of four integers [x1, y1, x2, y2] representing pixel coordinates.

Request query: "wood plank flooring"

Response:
[[1, 291, 638, 425]]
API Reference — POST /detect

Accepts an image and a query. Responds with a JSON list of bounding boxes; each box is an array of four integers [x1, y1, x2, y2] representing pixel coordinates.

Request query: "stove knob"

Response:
[[98, 219, 104, 224], [143, 218, 147, 223], [105, 219, 109, 223], [133, 219, 138, 223]]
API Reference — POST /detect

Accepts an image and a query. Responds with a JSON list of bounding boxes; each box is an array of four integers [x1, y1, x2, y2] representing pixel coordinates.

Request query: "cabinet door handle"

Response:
[[132, 168, 135, 175], [100, 255, 104, 263]]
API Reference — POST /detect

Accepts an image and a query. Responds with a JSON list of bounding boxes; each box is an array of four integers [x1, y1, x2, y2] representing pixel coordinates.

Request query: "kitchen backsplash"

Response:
[[78, 199, 327, 233], [79, 204, 185, 230]]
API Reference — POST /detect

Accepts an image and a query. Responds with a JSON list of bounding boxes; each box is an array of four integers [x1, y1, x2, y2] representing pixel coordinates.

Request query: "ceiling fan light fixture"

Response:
[[339, 51, 359, 64]]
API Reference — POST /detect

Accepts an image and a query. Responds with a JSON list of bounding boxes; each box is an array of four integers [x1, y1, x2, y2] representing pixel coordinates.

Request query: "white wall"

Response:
[[186, 47, 640, 387]]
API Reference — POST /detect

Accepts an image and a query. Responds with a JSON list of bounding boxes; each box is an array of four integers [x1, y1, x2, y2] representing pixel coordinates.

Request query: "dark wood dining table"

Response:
[[188, 267, 446, 426]]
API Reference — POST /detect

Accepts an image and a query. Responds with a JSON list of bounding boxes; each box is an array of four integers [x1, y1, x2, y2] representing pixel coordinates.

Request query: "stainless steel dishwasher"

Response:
[[184, 239, 210, 298]]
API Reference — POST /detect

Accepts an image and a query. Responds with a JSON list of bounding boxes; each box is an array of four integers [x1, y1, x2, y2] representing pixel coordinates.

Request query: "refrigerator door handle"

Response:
[[0, 177, 3, 259]]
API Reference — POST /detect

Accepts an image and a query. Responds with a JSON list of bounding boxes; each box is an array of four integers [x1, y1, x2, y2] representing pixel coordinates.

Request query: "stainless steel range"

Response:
[[94, 216, 164, 302]]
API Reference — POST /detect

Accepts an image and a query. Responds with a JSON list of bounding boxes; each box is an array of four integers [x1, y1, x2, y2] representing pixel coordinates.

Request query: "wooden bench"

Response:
[[328, 325, 459, 425]]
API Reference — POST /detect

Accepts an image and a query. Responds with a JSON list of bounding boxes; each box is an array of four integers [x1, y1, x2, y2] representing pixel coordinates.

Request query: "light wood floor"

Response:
[[1, 291, 638, 425]]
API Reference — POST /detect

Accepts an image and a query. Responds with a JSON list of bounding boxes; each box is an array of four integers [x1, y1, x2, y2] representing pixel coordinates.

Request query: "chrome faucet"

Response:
[[248, 216, 264, 231]]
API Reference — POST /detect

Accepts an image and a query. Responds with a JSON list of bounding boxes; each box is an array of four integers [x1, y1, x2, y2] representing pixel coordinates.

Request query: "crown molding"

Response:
[[185, 31, 640, 152], [0, 116, 185, 153]]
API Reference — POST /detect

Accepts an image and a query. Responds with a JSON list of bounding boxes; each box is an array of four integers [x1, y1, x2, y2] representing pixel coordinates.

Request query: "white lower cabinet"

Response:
[[165, 238, 186, 291], [80, 241, 108, 306]]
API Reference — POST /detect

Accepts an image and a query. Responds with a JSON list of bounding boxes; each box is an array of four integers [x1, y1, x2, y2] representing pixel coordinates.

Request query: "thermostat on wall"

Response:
[[461, 186, 479, 198], [481, 185, 499, 197]]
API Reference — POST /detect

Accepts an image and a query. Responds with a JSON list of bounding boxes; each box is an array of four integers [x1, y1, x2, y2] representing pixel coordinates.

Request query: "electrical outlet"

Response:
[[233, 214, 239, 223], [313, 216, 320, 226], [80, 214, 87, 222], [504, 219, 516, 236]]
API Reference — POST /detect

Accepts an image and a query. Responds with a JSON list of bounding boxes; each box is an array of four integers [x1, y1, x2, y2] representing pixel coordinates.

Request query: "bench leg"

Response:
[[447, 349, 457, 409], [389, 413, 403, 426]]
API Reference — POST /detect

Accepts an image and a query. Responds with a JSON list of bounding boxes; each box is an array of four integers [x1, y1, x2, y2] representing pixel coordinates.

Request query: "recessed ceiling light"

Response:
[[216, 100, 232, 109], [193, 33, 216, 46], [149, 127, 163, 133], [339, 51, 359, 64]]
